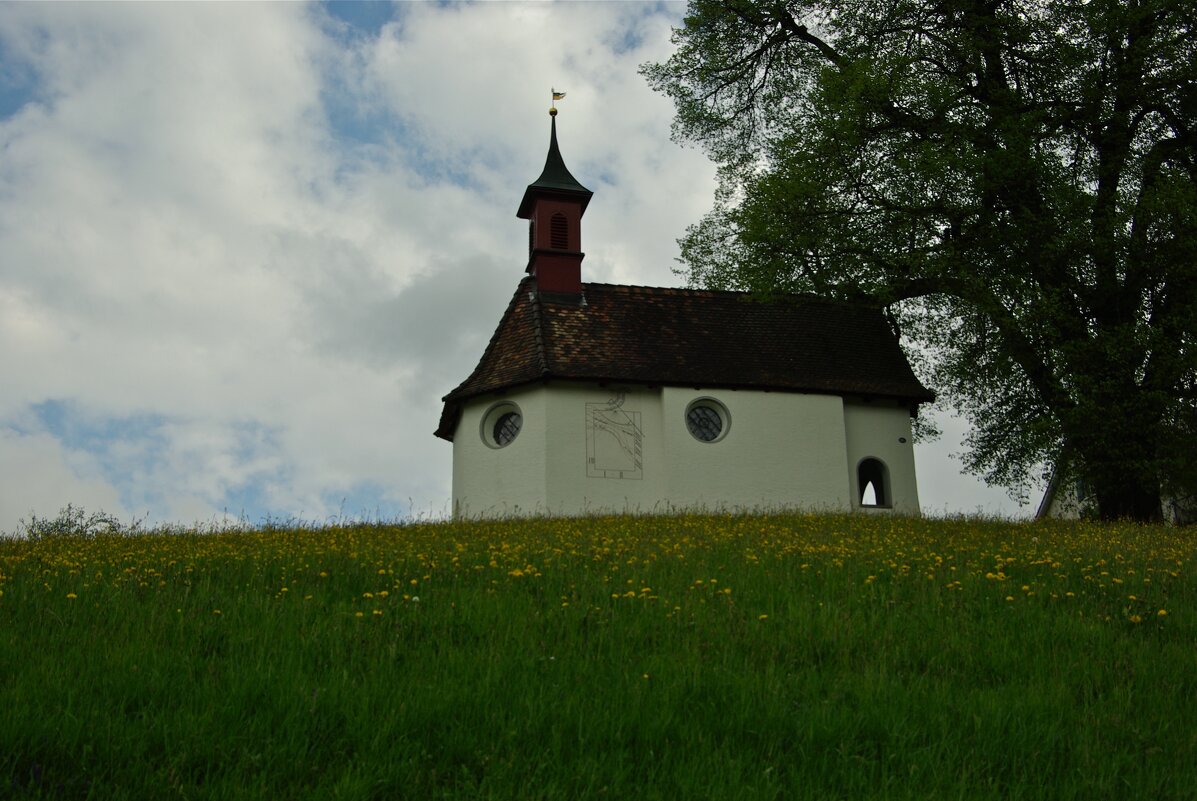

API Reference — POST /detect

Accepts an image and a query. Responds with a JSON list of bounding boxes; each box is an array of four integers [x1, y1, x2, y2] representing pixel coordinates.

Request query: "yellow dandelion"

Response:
[[1157, 609, 1168, 617], [354, 611, 364, 618], [758, 614, 768, 621]]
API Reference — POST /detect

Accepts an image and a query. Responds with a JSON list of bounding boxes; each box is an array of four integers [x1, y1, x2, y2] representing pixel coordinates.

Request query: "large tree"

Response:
[[644, 0, 1197, 521]]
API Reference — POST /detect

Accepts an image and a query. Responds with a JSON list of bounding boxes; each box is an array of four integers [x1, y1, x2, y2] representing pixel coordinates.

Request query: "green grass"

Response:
[[1, 513, 1194, 799]]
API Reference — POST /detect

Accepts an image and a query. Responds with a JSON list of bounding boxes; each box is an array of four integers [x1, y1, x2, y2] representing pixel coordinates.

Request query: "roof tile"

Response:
[[435, 278, 934, 440]]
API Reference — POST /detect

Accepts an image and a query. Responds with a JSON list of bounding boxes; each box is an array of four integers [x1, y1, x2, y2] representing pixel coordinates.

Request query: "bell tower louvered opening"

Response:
[[550, 213, 568, 250]]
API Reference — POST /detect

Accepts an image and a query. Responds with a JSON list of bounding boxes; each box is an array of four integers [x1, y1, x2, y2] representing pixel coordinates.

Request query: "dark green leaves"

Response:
[[647, 0, 1197, 520]]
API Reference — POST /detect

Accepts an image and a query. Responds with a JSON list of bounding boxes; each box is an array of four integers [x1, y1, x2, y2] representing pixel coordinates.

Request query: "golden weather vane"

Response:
[[550, 88, 566, 115]]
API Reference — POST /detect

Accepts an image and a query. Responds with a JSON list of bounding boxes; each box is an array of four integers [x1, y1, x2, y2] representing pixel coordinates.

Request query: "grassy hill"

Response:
[[2, 512, 1194, 799]]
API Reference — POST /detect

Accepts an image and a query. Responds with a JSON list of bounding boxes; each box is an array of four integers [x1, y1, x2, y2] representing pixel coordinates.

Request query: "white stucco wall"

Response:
[[543, 384, 664, 514], [1040, 481, 1084, 520], [842, 401, 921, 514], [451, 384, 922, 518], [451, 386, 549, 517], [659, 387, 852, 513]]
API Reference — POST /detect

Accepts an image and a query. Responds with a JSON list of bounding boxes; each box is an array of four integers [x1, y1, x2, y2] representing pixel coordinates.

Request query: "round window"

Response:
[[481, 402, 523, 449], [493, 411, 521, 446], [685, 398, 729, 443]]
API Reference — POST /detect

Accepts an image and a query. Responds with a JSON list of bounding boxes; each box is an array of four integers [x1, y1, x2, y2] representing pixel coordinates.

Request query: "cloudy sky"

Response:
[[0, 1, 1028, 532]]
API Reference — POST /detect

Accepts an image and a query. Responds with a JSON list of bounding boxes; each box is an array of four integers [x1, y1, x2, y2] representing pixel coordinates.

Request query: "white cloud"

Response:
[[0, 427, 126, 533], [0, 1, 1026, 531]]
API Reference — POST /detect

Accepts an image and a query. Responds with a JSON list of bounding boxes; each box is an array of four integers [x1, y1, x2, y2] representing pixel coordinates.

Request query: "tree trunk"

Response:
[[1094, 482, 1164, 523], [1072, 419, 1165, 522]]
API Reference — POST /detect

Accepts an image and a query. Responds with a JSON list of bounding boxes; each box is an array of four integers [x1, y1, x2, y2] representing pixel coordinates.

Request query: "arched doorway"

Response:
[[857, 458, 889, 507]]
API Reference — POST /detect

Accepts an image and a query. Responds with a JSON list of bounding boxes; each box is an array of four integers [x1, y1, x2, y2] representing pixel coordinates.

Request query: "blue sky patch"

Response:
[[31, 400, 170, 457], [0, 38, 38, 120], [320, 0, 400, 40]]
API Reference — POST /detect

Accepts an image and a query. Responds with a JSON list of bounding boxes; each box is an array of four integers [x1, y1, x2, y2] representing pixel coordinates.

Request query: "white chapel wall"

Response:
[[660, 387, 852, 513], [543, 384, 665, 514], [452, 386, 549, 517], [842, 401, 921, 514], [539, 384, 855, 515], [452, 384, 924, 518]]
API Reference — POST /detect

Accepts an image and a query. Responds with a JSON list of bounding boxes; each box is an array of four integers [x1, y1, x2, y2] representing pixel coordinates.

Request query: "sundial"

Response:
[[585, 393, 643, 479]]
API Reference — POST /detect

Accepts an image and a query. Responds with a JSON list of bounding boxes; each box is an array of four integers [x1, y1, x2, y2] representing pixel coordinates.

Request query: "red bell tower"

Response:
[[516, 107, 592, 299]]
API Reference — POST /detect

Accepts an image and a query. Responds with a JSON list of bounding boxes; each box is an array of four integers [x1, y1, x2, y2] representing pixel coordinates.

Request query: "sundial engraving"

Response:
[[585, 393, 643, 479]]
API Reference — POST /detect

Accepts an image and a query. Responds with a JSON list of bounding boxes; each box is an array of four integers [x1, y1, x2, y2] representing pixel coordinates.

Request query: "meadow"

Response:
[[1, 511, 1194, 800]]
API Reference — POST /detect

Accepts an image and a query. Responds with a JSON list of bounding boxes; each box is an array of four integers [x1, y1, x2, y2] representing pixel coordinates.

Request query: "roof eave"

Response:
[[439, 374, 933, 418], [516, 185, 593, 219]]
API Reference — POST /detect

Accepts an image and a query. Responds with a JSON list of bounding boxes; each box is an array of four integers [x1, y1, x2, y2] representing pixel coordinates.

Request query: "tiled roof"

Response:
[[435, 278, 935, 440]]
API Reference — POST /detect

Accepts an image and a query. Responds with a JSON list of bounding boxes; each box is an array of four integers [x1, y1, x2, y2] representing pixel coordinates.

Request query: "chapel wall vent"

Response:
[[550, 213, 568, 250]]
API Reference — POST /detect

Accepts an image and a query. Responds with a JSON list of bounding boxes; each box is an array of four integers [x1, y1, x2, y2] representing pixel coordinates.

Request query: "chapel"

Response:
[[435, 109, 935, 518]]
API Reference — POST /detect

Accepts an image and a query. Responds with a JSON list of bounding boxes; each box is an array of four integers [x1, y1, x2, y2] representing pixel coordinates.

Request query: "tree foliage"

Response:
[[644, 0, 1197, 520]]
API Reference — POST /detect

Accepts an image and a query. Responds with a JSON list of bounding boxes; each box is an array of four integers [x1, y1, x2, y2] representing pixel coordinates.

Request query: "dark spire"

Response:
[[517, 110, 592, 219]]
